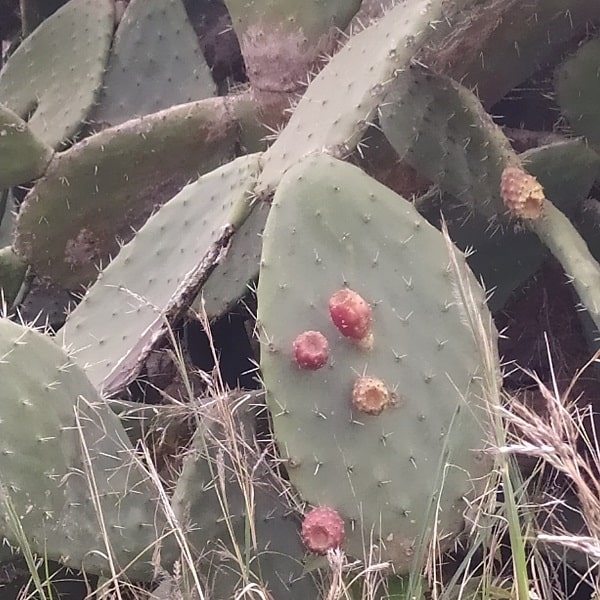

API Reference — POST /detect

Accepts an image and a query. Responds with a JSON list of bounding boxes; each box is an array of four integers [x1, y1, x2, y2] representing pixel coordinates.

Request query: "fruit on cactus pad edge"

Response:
[[500, 165, 545, 219], [301, 506, 345, 555]]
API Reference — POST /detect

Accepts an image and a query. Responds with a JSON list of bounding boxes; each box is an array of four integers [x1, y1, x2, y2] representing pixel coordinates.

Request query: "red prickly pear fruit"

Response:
[[352, 376, 391, 415], [292, 331, 329, 370], [301, 506, 345, 554], [328, 289, 372, 345]]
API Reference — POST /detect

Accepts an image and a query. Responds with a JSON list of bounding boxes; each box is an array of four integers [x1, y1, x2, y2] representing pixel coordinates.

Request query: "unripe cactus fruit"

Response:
[[301, 507, 345, 554], [500, 166, 545, 219], [352, 376, 391, 415], [328, 289, 372, 344], [292, 331, 329, 370]]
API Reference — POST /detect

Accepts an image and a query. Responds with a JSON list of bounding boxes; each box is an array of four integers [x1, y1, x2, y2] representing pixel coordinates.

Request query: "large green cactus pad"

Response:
[[59, 154, 261, 396], [0, 0, 114, 148], [91, 0, 216, 127], [0, 319, 171, 579], [224, 0, 361, 93], [257, 155, 497, 570], [436, 0, 600, 108]]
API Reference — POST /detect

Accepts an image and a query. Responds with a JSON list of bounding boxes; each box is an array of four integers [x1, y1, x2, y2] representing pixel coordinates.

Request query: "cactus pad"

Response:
[[91, 0, 216, 127], [0, 0, 114, 148], [555, 37, 600, 150], [172, 395, 317, 599], [0, 319, 171, 579], [59, 154, 261, 396], [224, 0, 361, 93], [257, 154, 497, 570], [380, 66, 515, 219], [14, 99, 237, 289], [256, 0, 445, 193]]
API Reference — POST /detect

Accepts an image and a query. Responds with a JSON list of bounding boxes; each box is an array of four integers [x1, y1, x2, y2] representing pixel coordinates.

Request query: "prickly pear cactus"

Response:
[[555, 37, 600, 149], [380, 65, 600, 337], [442, 139, 600, 311], [257, 154, 497, 570], [224, 0, 361, 93], [14, 99, 238, 289], [0, 319, 173, 579], [436, 0, 600, 108], [380, 65, 515, 219]]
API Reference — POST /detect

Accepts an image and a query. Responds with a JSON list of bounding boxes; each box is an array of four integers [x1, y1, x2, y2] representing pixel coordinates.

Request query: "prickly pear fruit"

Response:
[[501, 166, 545, 219], [329, 288, 372, 344], [301, 507, 345, 555], [293, 331, 329, 370], [352, 376, 391, 416]]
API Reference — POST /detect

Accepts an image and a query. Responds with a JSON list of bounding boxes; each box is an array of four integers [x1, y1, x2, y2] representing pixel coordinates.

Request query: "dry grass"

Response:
[[497, 344, 600, 595]]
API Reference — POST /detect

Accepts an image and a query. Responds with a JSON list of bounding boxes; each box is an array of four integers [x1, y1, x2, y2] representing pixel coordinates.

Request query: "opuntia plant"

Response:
[[0, 1, 600, 599]]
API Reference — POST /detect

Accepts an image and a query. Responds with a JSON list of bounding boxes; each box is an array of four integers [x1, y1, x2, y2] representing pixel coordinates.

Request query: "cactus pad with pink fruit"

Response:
[[257, 154, 498, 571]]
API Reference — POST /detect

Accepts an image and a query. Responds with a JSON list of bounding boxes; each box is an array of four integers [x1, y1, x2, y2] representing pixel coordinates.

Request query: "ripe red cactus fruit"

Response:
[[301, 506, 345, 554], [292, 331, 329, 370], [328, 288, 372, 345], [352, 376, 391, 415]]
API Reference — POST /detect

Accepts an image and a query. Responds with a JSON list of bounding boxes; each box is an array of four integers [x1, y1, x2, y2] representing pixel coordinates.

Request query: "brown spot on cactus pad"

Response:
[[64, 228, 103, 267], [329, 288, 372, 344], [292, 331, 329, 370], [500, 166, 545, 219], [352, 376, 391, 415], [301, 507, 345, 554]]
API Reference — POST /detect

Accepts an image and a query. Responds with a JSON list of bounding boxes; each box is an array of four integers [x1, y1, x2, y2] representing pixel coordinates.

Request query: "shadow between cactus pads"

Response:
[[257, 154, 498, 570]]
